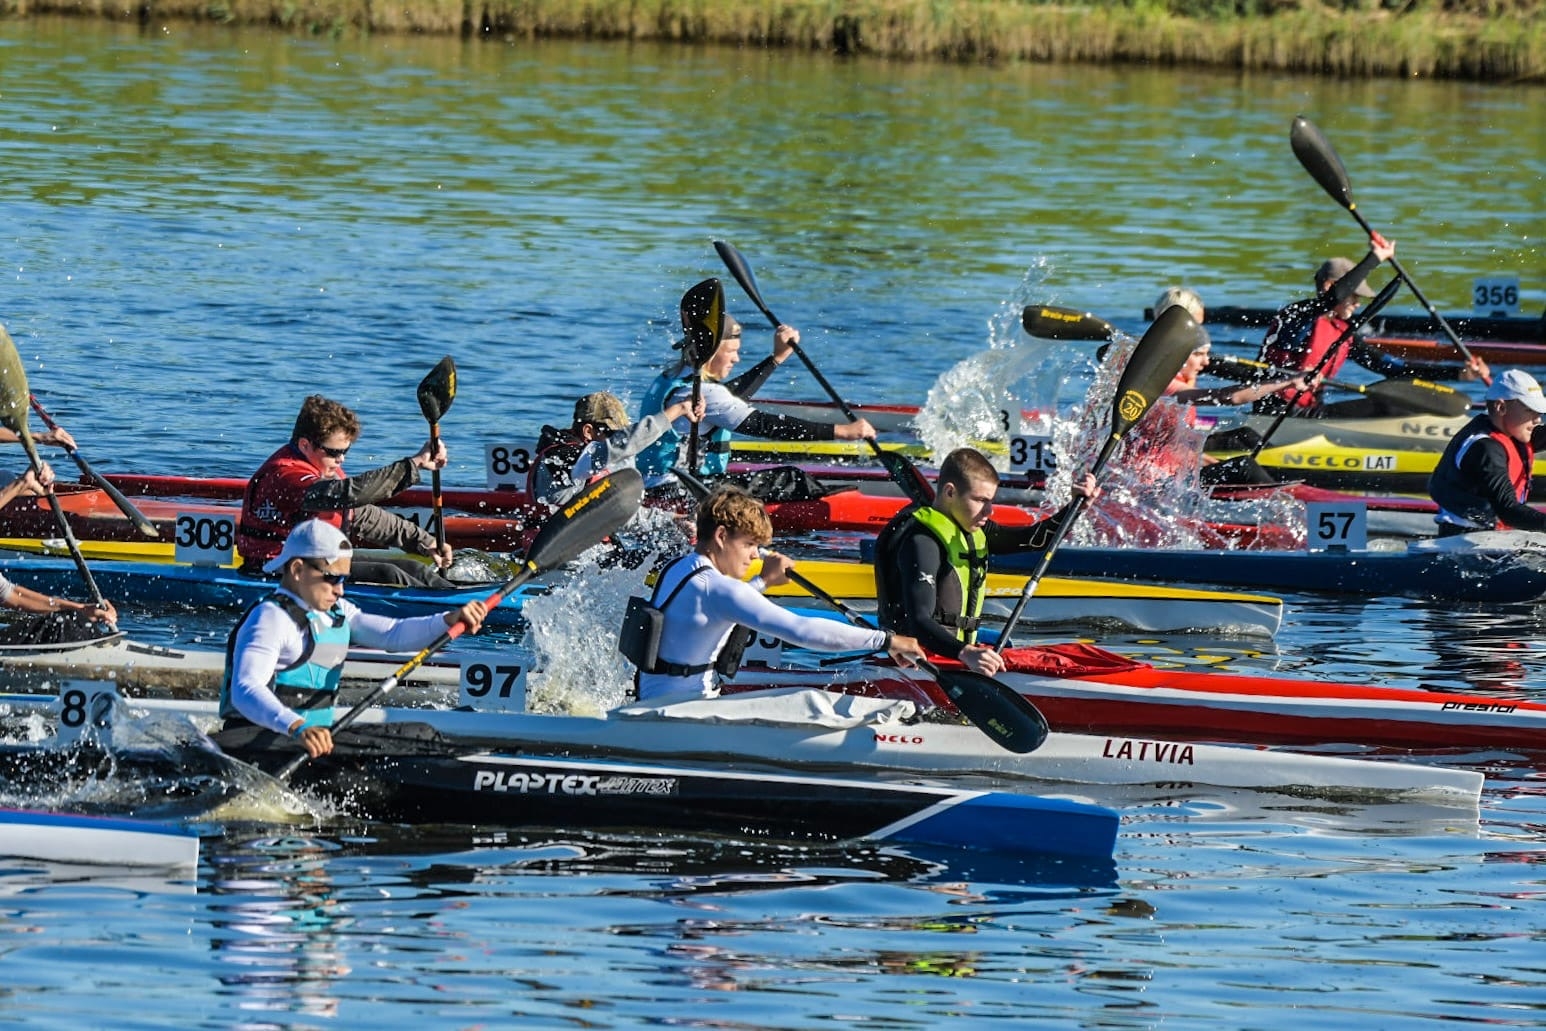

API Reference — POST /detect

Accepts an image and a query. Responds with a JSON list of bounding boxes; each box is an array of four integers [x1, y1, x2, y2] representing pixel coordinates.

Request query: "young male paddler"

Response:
[[1429, 369, 1546, 537], [218, 519, 487, 759], [873, 447, 1097, 678]]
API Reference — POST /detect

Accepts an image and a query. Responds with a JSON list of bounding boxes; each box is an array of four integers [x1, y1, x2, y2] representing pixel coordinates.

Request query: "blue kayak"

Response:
[[0, 557, 544, 627], [989, 531, 1546, 603]]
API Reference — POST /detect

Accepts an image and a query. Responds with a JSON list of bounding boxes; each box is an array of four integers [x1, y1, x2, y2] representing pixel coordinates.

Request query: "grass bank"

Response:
[[4, 0, 1543, 82]]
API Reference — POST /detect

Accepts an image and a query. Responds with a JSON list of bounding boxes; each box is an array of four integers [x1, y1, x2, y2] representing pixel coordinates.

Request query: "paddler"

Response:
[[1428, 369, 1546, 536], [0, 426, 76, 450], [635, 310, 878, 490], [622, 486, 925, 702], [0, 462, 120, 644], [530, 390, 703, 506], [873, 447, 1097, 678], [218, 519, 487, 759], [237, 394, 460, 588], [1253, 232, 1489, 417]]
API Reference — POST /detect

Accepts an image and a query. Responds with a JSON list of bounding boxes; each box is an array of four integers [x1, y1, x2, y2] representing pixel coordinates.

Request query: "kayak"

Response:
[[0, 808, 200, 868], [1233, 412, 1469, 453], [0, 555, 543, 627], [1208, 434, 1546, 498], [2, 686, 1484, 807], [770, 558, 1283, 636], [0, 690, 1119, 863], [719, 649, 1546, 754], [989, 529, 1546, 603], [1201, 305, 1542, 344], [1364, 335, 1546, 367]]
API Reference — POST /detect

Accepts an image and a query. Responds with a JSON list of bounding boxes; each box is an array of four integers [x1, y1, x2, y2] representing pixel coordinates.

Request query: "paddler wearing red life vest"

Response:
[[1254, 233, 1489, 417], [1429, 369, 1546, 537]]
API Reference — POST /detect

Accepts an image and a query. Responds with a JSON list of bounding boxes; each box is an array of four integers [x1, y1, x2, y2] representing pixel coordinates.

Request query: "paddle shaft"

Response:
[[1246, 275, 1402, 460], [428, 421, 446, 553], [1206, 353, 1469, 417], [29, 395, 160, 539], [14, 431, 109, 611]]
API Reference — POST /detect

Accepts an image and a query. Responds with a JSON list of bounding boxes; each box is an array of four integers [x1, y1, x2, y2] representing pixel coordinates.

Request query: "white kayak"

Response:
[[0, 807, 200, 868], [15, 686, 1483, 809]]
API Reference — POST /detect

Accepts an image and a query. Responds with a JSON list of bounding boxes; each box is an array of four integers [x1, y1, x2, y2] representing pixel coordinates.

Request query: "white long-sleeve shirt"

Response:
[[636, 553, 888, 702], [227, 588, 452, 734]]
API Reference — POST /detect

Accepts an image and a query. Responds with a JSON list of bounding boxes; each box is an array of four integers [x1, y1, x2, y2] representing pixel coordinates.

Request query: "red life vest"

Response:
[[1484, 426, 1533, 522], [1264, 315, 1351, 410], [237, 445, 347, 566]]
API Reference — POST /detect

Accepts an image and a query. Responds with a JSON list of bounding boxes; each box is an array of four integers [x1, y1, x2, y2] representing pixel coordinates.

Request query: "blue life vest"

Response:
[[220, 594, 352, 727], [635, 368, 733, 481]]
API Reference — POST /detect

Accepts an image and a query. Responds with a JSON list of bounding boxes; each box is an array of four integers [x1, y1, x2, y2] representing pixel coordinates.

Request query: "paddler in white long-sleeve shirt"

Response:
[[219, 519, 487, 759], [627, 486, 924, 702]]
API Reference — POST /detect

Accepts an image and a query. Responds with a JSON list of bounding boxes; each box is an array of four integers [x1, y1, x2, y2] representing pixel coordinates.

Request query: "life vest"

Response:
[[237, 445, 347, 566], [1263, 314, 1350, 410], [220, 593, 351, 727], [622, 555, 754, 686], [635, 369, 733, 479], [1430, 417, 1533, 530], [874, 505, 988, 643], [529, 423, 584, 502]]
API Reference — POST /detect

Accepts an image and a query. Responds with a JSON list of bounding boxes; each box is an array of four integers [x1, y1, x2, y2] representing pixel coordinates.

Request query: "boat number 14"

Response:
[[1306, 503, 1367, 552]]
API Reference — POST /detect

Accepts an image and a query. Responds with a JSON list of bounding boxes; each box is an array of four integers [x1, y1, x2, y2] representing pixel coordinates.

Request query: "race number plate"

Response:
[[174, 512, 237, 566], [485, 444, 534, 491], [459, 659, 528, 713], [54, 680, 121, 746], [1472, 276, 1520, 317], [1306, 502, 1367, 552], [1008, 435, 1058, 476]]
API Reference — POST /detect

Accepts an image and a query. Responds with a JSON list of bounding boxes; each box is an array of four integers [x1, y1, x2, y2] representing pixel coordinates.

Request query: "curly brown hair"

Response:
[[290, 395, 361, 446], [695, 486, 772, 546]]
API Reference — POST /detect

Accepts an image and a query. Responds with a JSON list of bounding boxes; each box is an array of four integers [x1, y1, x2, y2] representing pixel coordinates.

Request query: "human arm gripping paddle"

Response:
[[679, 278, 725, 475], [1202, 353, 1470, 418], [27, 394, 161, 538], [276, 467, 645, 782], [0, 327, 111, 617], [713, 240, 934, 507], [1290, 115, 1490, 386], [994, 305, 1202, 652], [416, 356, 456, 555]]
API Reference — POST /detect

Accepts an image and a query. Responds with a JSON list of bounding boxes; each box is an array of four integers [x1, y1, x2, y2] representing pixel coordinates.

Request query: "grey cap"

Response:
[[1315, 257, 1374, 298]]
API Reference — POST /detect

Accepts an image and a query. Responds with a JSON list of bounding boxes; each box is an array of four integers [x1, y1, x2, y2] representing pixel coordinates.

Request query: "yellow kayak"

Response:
[[729, 439, 1007, 462], [0, 537, 241, 567]]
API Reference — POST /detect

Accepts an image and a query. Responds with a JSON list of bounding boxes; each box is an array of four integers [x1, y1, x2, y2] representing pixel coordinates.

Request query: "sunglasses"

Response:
[[305, 560, 348, 585], [313, 441, 350, 459]]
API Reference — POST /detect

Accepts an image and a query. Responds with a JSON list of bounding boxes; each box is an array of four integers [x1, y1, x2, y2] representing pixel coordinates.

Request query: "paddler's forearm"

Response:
[[299, 457, 420, 511]]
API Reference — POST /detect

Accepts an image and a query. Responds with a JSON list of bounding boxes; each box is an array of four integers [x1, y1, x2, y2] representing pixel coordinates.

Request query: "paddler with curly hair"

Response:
[[1429, 369, 1546, 537], [873, 447, 1097, 678], [635, 312, 878, 489], [218, 519, 487, 759], [624, 486, 924, 702]]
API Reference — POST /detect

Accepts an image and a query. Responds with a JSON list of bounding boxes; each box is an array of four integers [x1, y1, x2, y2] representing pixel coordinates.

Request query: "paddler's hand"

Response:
[[84, 600, 118, 628], [1369, 231, 1395, 263], [886, 633, 925, 668], [834, 417, 877, 442], [446, 599, 488, 635], [38, 427, 76, 450], [756, 549, 794, 588], [1070, 472, 1099, 500], [290, 723, 334, 758], [959, 643, 1006, 677], [411, 437, 449, 471], [1461, 355, 1491, 382], [430, 541, 455, 569], [772, 324, 799, 364]]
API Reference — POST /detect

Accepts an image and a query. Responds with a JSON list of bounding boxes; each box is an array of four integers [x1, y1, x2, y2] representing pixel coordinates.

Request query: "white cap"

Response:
[[263, 519, 354, 573], [1485, 369, 1546, 414]]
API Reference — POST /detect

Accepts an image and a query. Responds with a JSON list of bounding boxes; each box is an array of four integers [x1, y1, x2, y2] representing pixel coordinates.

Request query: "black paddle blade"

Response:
[[876, 449, 936, 506], [1364, 378, 1472, 418], [1109, 304, 1200, 442], [1200, 454, 1278, 486], [1022, 305, 1116, 342], [924, 662, 1048, 754], [679, 277, 725, 369], [0, 325, 34, 436], [417, 355, 456, 423], [713, 240, 779, 327], [525, 467, 644, 570], [1290, 115, 1355, 210]]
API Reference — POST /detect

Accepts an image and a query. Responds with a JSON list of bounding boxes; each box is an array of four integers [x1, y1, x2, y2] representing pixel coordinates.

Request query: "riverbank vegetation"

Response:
[[4, 0, 1542, 82]]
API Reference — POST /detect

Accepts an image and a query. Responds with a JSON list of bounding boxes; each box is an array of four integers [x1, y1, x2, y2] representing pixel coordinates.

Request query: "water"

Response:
[[1, 17, 1545, 1028]]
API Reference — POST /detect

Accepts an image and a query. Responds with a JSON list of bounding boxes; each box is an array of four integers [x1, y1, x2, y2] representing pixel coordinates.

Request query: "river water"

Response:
[[2, 16, 1545, 1029]]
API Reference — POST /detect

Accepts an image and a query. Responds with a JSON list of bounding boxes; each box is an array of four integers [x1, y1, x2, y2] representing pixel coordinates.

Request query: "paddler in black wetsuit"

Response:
[[873, 447, 1096, 677], [1429, 369, 1546, 537]]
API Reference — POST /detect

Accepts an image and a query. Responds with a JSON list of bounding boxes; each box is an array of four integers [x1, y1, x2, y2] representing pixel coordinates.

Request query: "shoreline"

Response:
[[3, 1, 1543, 84]]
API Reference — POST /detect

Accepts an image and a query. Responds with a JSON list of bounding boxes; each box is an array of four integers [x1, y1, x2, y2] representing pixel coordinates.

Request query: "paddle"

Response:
[[994, 305, 1202, 651], [1290, 115, 1491, 385], [276, 467, 645, 783], [1021, 305, 1119, 342], [27, 394, 161, 538], [1203, 275, 1403, 486], [713, 240, 935, 507], [0, 325, 111, 616], [1204, 353, 1471, 418], [669, 464, 1046, 753], [679, 277, 725, 474], [416, 355, 456, 555]]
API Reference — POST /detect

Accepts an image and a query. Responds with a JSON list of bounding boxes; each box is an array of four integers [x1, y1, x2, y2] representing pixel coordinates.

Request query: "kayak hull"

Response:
[[0, 808, 200, 868]]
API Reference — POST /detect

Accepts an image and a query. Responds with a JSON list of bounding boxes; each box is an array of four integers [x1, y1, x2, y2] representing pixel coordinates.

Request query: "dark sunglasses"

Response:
[[305, 560, 348, 585], [313, 441, 350, 459]]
